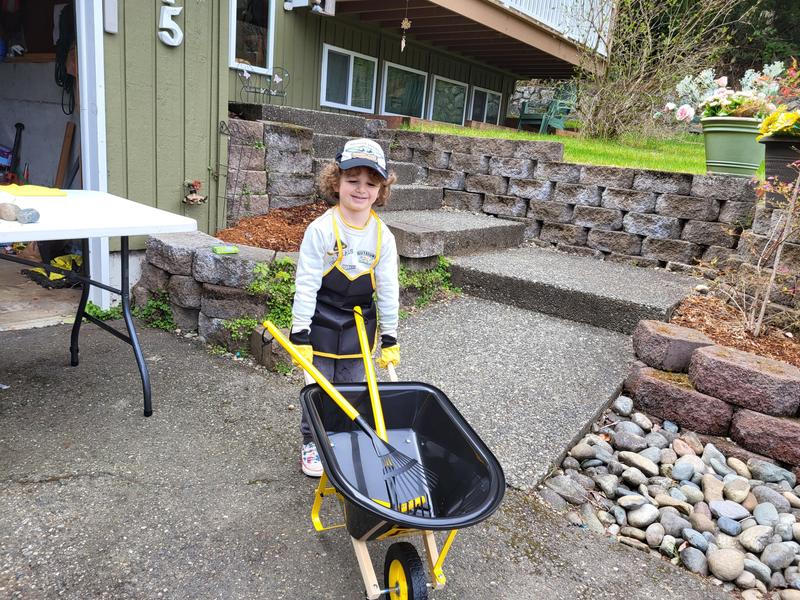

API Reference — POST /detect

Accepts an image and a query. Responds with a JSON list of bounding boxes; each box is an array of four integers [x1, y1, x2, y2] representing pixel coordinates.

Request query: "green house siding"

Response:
[[227, 8, 516, 121], [104, 0, 229, 241]]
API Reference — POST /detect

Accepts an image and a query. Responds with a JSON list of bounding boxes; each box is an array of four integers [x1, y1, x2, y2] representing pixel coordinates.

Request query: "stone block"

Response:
[[132, 283, 153, 308], [605, 254, 660, 268], [431, 133, 475, 154], [730, 409, 800, 467], [136, 262, 170, 291], [553, 182, 601, 206], [146, 231, 222, 276], [508, 178, 553, 201], [780, 241, 800, 272], [200, 283, 268, 320], [473, 137, 517, 157], [656, 194, 720, 221], [681, 221, 739, 248], [265, 149, 313, 174], [482, 194, 527, 217], [227, 169, 267, 196], [513, 140, 563, 162], [412, 148, 450, 170], [389, 144, 413, 162], [424, 168, 465, 190], [228, 194, 270, 221], [198, 313, 234, 349], [690, 174, 757, 202], [489, 157, 534, 179], [623, 213, 682, 239], [770, 209, 800, 244], [193, 246, 277, 289], [448, 152, 489, 174], [587, 229, 642, 255], [641, 238, 703, 264], [556, 244, 603, 259], [633, 170, 693, 195], [632, 320, 714, 372], [701, 245, 737, 266], [390, 130, 434, 152], [539, 223, 588, 246], [266, 173, 314, 197], [170, 304, 199, 332], [601, 188, 657, 213], [387, 222, 444, 258], [167, 275, 203, 309], [718, 201, 756, 226], [443, 190, 483, 212], [227, 144, 265, 171], [227, 119, 264, 145], [751, 206, 774, 235], [527, 200, 574, 223], [579, 165, 636, 189], [630, 367, 734, 435], [269, 196, 313, 210], [464, 173, 508, 195], [573, 205, 623, 230], [535, 161, 580, 183], [736, 231, 769, 261], [689, 345, 800, 417], [262, 121, 313, 152]]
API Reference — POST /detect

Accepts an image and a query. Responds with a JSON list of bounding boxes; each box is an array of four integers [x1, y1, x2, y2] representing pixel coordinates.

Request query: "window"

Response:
[[381, 62, 428, 118], [429, 75, 468, 125], [470, 87, 503, 125], [229, 0, 275, 75], [320, 44, 378, 113]]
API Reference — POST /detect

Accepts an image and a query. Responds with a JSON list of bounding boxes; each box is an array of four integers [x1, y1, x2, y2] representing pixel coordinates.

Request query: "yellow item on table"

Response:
[[0, 183, 67, 197], [376, 345, 400, 369]]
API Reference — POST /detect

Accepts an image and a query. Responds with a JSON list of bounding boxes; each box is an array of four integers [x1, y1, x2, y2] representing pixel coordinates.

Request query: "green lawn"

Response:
[[404, 123, 707, 175]]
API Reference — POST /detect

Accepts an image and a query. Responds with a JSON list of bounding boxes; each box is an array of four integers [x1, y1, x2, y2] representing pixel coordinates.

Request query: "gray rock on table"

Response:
[[0, 202, 39, 224], [0, 202, 20, 220], [17, 208, 39, 224]]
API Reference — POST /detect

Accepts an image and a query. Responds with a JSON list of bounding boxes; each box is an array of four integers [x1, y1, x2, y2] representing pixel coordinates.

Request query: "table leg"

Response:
[[119, 237, 153, 416], [69, 238, 91, 366]]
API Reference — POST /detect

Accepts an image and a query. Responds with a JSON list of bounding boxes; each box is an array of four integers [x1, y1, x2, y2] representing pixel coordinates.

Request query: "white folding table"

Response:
[[0, 190, 197, 416]]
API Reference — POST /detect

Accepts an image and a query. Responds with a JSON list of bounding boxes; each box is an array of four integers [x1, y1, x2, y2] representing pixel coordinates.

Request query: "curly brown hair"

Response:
[[317, 163, 397, 207]]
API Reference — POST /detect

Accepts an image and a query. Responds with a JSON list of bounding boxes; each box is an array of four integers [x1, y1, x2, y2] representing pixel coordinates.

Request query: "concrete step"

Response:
[[378, 185, 443, 211], [380, 210, 526, 258], [450, 246, 698, 334], [230, 104, 386, 138], [312, 157, 424, 185]]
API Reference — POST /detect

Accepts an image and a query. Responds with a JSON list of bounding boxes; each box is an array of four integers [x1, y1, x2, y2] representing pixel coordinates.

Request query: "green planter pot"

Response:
[[701, 116, 764, 177]]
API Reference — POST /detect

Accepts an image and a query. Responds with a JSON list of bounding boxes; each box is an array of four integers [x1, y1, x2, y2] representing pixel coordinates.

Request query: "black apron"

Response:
[[310, 211, 381, 359]]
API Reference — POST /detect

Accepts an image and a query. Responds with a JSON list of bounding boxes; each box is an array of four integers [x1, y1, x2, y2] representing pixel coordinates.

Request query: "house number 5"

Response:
[[158, 0, 184, 47]]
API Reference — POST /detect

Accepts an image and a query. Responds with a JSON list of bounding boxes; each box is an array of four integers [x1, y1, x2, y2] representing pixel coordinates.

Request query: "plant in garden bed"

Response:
[[132, 290, 176, 331], [248, 257, 296, 328], [398, 257, 460, 310]]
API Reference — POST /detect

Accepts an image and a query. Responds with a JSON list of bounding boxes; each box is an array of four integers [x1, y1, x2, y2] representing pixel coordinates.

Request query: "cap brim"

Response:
[[337, 158, 388, 180]]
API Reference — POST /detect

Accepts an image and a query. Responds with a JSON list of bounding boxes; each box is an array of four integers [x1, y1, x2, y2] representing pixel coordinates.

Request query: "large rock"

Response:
[[632, 320, 714, 373], [707, 548, 745, 581], [146, 231, 222, 276], [731, 409, 800, 467], [193, 246, 277, 289], [622, 213, 682, 240], [689, 345, 800, 417], [629, 367, 734, 435], [200, 283, 268, 320], [167, 275, 203, 309]]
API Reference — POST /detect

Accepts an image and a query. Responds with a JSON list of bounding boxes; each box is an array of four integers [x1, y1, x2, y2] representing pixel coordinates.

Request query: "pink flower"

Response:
[[675, 104, 696, 122], [714, 76, 728, 87]]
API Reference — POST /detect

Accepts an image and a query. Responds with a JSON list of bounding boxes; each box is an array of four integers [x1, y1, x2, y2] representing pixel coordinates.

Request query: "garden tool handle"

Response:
[[263, 321, 360, 421], [353, 306, 387, 442], [387, 363, 398, 382]]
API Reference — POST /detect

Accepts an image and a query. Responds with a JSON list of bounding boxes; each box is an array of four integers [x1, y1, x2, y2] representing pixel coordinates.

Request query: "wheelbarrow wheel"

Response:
[[383, 542, 427, 600]]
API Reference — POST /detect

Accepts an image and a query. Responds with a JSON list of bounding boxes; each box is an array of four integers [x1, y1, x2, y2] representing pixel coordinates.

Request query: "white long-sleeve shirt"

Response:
[[291, 208, 399, 339]]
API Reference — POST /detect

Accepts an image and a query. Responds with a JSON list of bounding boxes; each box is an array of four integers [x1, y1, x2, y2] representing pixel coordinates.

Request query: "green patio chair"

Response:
[[540, 82, 577, 134], [517, 99, 550, 132]]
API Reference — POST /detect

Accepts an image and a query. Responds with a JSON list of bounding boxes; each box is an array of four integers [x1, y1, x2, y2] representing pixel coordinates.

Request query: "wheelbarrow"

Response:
[[265, 322, 505, 600]]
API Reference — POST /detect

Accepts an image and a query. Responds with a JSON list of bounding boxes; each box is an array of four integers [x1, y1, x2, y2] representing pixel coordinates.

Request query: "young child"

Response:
[[290, 138, 400, 477]]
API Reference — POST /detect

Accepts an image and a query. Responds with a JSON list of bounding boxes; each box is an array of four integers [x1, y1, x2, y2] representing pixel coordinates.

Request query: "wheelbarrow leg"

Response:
[[351, 537, 382, 600]]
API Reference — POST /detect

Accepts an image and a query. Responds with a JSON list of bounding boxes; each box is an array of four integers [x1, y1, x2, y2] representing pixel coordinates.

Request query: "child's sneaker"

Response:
[[301, 442, 323, 477]]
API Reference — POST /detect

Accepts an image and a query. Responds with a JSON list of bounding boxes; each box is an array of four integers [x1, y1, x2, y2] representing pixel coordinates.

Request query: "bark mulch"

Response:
[[671, 294, 800, 369], [215, 202, 329, 252]]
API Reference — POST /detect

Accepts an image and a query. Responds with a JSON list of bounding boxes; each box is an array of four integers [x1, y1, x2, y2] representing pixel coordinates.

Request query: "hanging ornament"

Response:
[[400, 1, 411, 53]]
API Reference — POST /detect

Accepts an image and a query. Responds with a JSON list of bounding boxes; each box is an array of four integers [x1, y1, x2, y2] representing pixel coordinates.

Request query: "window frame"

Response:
[[380, 60, 429, 119], [428, 74, 469, 126], [229, 0, 276, 76], [469, 86, 503, 125], [319, 43, 379, 114]]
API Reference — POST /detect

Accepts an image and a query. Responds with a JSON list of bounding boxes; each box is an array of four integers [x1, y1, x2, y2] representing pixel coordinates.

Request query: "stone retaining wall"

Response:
[[625, 320, 800, 471]]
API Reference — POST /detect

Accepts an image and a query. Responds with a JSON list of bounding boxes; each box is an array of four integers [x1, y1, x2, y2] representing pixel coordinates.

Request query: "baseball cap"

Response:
[[335, 138, 388, 180]]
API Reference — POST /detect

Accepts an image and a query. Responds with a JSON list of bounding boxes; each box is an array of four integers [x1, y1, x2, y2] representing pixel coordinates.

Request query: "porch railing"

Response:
[[501, 0, 611, 56]]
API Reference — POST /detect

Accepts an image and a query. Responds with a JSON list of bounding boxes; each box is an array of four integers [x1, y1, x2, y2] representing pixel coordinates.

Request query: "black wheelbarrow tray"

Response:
[[301, 380, 505, 600]]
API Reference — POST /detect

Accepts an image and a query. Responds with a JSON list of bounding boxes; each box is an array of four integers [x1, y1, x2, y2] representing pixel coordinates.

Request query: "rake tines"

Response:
[[377, 444, 438, 513]]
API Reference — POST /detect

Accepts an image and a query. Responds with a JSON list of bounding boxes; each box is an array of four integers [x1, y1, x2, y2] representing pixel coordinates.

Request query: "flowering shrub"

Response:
[[757, 108, 800, 140], [699, 88, 774, 118]]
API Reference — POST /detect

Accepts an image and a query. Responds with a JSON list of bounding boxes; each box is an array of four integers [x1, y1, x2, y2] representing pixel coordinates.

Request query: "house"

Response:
[[0, 0, 604, 305]]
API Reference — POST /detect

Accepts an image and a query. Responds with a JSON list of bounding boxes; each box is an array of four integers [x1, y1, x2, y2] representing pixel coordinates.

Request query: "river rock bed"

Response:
[[539, 394, 800, 599]]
